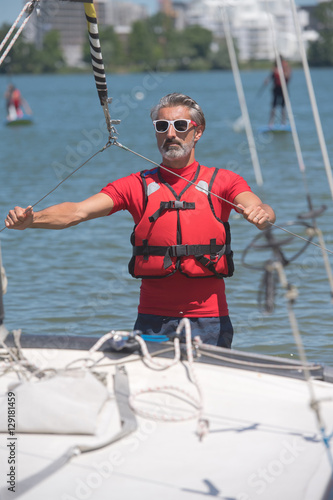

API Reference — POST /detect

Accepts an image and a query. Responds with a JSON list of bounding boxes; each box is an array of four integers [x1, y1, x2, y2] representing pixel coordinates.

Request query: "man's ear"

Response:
[[194, 125, 204, 144]]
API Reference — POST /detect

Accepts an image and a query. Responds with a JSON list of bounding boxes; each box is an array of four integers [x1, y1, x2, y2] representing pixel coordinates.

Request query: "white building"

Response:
[[181, 0, 314, 61], [106, 1, 148, 33], [23, 0, 317, 64]]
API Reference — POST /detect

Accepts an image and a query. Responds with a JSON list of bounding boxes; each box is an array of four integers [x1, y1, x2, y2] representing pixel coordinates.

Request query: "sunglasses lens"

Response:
[[155, 120, 169, 132], [174, 120, 188, 132]]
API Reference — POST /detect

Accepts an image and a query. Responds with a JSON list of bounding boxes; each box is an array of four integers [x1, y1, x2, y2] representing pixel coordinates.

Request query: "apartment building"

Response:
[[181, 0, 316, 61]]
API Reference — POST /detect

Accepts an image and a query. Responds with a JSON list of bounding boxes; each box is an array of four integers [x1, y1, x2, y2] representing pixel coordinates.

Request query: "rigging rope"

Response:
[[2, 135, 333, 260], [115, 140, 333, 257], [82, 1, 120, 141], [289, 0, 333, 202], [129, 318, 208, 440], [0, 1, 40, 67], [264, 3, 333, 298], [0, 144, 110, 234], [274, 260, 333, 469], [220, 3, 263, 186], [1, 0, 332, 262]]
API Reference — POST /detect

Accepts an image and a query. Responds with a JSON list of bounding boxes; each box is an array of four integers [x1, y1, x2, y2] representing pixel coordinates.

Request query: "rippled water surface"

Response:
[[1, 69, 333, 366]]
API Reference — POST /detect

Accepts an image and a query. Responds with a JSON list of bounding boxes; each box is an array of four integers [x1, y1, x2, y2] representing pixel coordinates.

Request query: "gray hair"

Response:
[[150, 93, 206, 131]]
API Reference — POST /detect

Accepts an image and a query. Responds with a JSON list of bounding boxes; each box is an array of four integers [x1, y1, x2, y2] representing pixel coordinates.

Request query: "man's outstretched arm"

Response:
[[5, 193, 114, 230]]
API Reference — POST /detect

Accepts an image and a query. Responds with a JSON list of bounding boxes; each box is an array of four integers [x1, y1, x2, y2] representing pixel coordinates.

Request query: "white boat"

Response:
[[0, 320, 333, 500], [1, 3, 332, 499]]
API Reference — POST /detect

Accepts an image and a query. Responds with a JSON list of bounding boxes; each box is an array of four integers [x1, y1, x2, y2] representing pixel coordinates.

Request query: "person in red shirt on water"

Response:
[[264, 56, 291, 126], [5, 93, 275, 348], [4, 83, 32, 120]]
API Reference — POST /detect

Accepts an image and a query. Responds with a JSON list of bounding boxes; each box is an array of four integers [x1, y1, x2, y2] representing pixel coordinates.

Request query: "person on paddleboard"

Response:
[[264, 56, 291, 127], [4, 83, 32, 121], [4, 93, 275, 348]]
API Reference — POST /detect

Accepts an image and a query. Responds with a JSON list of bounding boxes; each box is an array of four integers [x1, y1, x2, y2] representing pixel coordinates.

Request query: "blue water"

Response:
[[1, 69, 333, 366]]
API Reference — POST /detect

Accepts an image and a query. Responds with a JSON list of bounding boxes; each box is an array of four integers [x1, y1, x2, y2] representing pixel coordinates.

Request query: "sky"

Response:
[[0, 0, 318, 25], [0, 0, 158, 25]]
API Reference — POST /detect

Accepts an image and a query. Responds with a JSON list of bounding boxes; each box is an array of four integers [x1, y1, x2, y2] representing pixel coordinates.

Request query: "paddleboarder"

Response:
[[4, 83, 32, 121], [264, 56, 291, 127]]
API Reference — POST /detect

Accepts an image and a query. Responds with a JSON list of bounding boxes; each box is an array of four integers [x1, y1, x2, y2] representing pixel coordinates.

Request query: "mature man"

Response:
[[5, 93, 275, 348]]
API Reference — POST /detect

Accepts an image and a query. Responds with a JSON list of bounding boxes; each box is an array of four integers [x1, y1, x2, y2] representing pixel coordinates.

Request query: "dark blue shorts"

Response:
[[133, 314, 233, 348]]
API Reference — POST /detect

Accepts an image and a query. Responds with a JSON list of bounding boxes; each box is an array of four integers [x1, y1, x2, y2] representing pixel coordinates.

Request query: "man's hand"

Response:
[[5, 206, 33, 230], [233, 191, 275, 231], [236, 203, 271, 230]]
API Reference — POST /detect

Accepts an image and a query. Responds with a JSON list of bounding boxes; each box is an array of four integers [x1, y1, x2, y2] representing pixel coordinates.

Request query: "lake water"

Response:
[[1, 69, 333, 366]]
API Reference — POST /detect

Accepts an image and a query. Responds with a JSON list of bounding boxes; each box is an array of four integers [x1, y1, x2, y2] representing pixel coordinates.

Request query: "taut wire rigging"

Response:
[[0, 1, 40, 67], [220, 2, 263, 186], [264, 1, 333, 298], [289, 0, 333, 201]]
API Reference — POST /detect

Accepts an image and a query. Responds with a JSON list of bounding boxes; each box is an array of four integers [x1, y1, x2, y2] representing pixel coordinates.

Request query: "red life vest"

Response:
[[11, 89, 21, 109], [273, 68, 281, 87], [129, 164, 234, 279]]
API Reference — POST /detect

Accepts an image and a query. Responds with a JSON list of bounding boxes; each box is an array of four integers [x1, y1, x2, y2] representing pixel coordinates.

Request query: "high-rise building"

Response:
[[175, 0, 315, 61]]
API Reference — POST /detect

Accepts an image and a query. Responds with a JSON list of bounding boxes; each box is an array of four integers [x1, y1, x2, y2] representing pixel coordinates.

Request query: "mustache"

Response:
[[162, 139, 182, 147]]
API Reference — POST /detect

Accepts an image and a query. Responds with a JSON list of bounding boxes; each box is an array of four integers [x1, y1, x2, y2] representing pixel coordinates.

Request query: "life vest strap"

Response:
[[133, 241, 231, 269], [148, 201, 195, 222]]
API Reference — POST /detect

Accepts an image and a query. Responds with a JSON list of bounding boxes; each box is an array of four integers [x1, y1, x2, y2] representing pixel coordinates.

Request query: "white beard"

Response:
[[159, 136, 195, 160]]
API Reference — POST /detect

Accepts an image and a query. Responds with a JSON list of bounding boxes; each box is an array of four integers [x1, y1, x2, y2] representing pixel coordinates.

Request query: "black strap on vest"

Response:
[[133, 238, 231, 269], [148, 201, 195, 222]]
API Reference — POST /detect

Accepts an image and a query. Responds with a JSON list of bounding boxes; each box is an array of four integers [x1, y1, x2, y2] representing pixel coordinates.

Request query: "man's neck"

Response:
[[161, 154, 196, 170]]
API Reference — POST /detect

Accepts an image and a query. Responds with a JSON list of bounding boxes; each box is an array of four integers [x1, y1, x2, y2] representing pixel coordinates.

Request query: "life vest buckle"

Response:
[[169, 244, 190, 257], [170, 200, 184, 209]]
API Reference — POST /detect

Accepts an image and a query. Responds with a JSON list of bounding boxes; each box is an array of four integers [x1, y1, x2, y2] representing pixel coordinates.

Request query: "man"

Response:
[[5, 93, 275, 348], [4, 84, 32, 120], [265, 56, 291, 126]]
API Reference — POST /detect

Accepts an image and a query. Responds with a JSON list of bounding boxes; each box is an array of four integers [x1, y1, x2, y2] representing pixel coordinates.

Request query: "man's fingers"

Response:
[[5, 206, 33, 228]]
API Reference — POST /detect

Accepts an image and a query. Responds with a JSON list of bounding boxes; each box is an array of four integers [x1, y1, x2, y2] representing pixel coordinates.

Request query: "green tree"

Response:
[[127, 18, 163, 68], [169, 25, 214, 71], [182, 25, 213, 59], [37, 30, 64, 72], [0, 25, 64, 74], [126, 15, 215, 71], [145, 13, 185, 70], [209, 40, 231, 70], [0, 24, 39, 74], [308, 0, 333, 66]]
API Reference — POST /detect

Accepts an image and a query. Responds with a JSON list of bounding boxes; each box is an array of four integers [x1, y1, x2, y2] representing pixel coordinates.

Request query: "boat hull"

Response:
[[0, 333, 332, 500]]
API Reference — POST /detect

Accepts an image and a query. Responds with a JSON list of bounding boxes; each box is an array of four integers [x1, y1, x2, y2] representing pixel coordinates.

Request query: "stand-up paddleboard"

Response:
[[5, 114, 33, 127], [258, 123, 291, 134]]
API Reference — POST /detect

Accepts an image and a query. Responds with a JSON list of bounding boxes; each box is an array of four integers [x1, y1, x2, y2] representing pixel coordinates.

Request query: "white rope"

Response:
[[0, 244, 7, 295], [264, 4, 333, 298], [88, 331, 115, 355], [135, 335, 181, 370], [129, 319, 209, 440], [273, 261, 333, 469], [289, 0, 333, 201], [220, 2, 263, 186], [81, 323, 208, 438], [0, 1, 39, 67]]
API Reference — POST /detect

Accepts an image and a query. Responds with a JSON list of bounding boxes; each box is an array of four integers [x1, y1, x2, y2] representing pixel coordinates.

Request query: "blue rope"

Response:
[[141, 334, 169, 343], [320, 427, 333, 472]]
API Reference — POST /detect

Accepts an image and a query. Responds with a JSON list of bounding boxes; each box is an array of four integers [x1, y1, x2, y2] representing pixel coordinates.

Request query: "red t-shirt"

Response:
[[101, 161, 251, 317]]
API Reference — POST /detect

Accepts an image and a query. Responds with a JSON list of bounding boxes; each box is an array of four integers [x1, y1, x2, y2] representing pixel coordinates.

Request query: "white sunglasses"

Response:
[[153, 119, 198, 133]]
